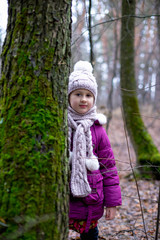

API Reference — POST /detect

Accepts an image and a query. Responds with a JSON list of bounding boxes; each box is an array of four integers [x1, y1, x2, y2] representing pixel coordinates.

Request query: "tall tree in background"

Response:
[[120, 0, 160, 178], [88, 0, 94, 66], [0, 0, 71, 239], [155, 0, 160, 110]]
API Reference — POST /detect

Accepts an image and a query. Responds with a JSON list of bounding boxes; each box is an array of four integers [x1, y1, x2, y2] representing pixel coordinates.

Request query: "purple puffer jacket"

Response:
[[69, 120, 122, 232]]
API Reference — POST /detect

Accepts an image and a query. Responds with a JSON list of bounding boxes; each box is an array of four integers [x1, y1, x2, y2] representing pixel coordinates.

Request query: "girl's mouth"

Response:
[[79, 105, 87, 108]]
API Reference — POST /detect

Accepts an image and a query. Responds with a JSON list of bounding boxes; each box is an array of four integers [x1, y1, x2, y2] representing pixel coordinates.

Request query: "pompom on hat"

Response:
[[68, 61, 98, 102]]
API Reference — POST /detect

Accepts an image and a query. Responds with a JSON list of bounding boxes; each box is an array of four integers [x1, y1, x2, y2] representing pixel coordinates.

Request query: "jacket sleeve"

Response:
[[97, 126, 122, 207]]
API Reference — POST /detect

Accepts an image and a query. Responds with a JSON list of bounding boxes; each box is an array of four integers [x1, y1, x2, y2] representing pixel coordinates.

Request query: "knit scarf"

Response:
[[68, 106, 97, 197]]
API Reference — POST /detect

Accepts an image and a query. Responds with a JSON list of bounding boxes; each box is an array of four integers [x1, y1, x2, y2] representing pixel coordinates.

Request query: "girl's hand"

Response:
[[105, 207, 116, 220]]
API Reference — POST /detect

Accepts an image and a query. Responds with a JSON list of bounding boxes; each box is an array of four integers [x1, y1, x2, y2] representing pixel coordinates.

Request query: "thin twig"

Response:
[[155, 182, 160, 240], [122, 194, 158, 203], [121, 107, 148, 240]]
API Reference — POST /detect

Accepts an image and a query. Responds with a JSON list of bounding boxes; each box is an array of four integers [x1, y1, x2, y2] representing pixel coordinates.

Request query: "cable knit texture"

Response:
[[68, 106, 98, 197], [68, 61, 97, 102], [68, 60, 99, 197]]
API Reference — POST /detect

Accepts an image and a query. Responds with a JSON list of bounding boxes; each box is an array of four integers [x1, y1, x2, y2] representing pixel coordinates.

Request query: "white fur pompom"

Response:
[[86, 155, 99, 171], [97, 113, 107, 125], [74, 61, 93, 73]]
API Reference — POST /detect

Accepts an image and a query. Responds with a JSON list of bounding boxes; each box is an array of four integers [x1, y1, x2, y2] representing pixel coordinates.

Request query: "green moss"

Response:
[[44, 48, 55, 70], [12, 8, 28, 40], [0, 51, 68, 237], [122, 95, 160, 179], [151, 153, 160, 164], [0, 93, 67, 238]]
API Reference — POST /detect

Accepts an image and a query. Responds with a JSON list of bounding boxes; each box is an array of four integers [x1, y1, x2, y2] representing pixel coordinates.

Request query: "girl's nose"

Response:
[[81, 95, 86, 102]]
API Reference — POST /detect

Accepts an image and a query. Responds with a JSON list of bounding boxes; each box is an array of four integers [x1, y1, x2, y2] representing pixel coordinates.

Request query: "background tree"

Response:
[[0, 0, 71, 239], [120, 0, 160, 179], [88, 0, 95, 66], [155, 0, 160, 110]]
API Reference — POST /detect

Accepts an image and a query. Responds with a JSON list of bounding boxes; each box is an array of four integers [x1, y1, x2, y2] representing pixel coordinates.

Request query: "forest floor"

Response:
[[68, 106, 160, 240]]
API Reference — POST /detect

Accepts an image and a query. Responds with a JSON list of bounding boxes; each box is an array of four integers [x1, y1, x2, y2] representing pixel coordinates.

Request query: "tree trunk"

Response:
[[0, 0, 71, 239], [88, 0, 94, 67], [106, 21, 119, 132], [120, 0, 160, 179], [155, 0, 160, 110]]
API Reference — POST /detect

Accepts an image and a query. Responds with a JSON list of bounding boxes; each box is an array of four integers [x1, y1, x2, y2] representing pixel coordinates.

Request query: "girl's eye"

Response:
[[76, 93, 81, 96], [87, 94, 91, 97]]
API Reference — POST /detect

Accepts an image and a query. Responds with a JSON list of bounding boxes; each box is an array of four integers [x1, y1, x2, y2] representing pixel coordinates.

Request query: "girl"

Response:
[[68, 61, 122, 240]]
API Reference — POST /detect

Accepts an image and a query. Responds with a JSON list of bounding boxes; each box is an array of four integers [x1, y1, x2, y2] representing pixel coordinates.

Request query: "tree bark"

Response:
[[0, 0, 71, 239], [120, 0, 160, 179]]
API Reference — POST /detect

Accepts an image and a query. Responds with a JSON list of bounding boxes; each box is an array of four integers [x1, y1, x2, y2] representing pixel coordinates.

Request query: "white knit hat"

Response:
[[68, 61, 97, 102]]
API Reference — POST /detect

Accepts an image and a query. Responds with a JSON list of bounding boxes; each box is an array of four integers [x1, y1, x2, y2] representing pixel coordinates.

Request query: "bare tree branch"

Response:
[[72, 14, 160, 46]]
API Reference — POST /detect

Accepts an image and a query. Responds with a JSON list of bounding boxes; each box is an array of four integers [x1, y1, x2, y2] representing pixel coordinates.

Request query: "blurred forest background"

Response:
[[71, 0, 160, 111], [69, 0, 160, 239]]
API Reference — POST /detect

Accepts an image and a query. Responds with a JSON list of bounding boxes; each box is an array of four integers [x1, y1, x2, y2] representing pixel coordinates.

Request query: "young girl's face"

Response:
[[69, 89, 94, 114]]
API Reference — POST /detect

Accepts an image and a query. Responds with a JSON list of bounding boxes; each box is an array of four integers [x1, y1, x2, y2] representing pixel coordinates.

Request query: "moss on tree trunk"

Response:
[[0, 0, 71, 239], [120, 0, 160, 179]]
